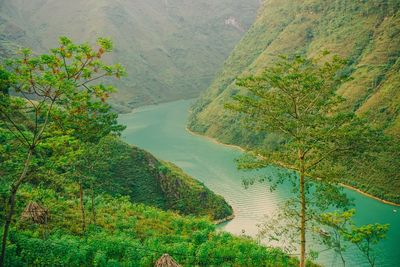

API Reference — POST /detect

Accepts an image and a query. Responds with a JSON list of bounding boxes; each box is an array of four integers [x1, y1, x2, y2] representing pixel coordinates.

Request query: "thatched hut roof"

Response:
[[20, 202, 49, 224], [154, 254, 181, 267]]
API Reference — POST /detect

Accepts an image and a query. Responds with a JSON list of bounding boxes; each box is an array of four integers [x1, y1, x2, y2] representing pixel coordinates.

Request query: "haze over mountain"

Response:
[[0, 0, 260, 111]]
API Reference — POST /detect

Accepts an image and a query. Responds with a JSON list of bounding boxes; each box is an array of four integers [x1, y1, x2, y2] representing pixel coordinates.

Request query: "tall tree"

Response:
[[226, 54, 386, 267], [0, 36, 125, 266], [54, 82, 125, 232], [68, 141, 119, 231]]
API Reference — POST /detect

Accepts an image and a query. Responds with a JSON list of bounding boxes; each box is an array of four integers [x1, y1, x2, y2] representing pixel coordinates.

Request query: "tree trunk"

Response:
[[79, 183, 86, 232], [336, 233, 346, 267], [0, 149, 33, 267], [340, 254, 346, 267], [91, 186, 96, 225], [299, 156, 306, 267], [367, 247, 374, 267]]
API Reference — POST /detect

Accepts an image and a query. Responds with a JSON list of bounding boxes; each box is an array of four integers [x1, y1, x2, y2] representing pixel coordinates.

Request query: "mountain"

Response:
[[0, 0, 260, 111], [188, 0, 400, 202], [96, 136, 233, 221]]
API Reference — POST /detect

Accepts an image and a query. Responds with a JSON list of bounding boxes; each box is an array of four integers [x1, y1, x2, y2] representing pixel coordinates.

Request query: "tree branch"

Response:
[[78, 73, 108, 87], [73, 58, 91, 81], [0, 108, 31, 147]]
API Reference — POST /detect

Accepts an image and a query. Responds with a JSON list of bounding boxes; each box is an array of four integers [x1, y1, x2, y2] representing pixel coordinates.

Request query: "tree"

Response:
[[54, 84, 125, 232], [318, 209, 388, 267], [317, 209, 354, 266], [68, 140, 118, 231], [0, 68, 10, 95], [346, 223, 389, 267], [226, 54, 385, 267], [0, 36, 125, 266]]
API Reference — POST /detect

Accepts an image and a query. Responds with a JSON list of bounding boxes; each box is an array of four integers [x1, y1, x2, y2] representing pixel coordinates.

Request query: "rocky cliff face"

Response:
[[0, 0, 260, 111]]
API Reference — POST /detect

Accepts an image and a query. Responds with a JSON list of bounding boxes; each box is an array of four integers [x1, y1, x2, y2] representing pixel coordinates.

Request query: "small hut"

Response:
[[20, 202, 49, 225], [154, 254, 181, 267]]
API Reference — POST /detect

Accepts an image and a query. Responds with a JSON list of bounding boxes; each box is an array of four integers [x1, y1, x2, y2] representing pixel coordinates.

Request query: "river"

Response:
[[119, 99, 400, 267]]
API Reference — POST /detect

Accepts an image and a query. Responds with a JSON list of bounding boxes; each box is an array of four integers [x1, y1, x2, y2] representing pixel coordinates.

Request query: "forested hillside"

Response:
[[0, 37, 250, 266], [0, 0, 260, 111], [0, 125, 288, 266], [189, 0, 400, 203], [95, 136, 233, 221]]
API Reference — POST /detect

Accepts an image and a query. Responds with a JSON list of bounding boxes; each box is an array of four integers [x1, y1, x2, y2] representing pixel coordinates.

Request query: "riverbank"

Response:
[[340, 183, 400, 207], [186, 127, 245, 152], [214, 214, 235, 225], [186, 127, 400, 208]]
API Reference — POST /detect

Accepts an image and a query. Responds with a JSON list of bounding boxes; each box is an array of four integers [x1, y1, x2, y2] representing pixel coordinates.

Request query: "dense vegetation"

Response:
[[0, 131, 294, 266], [0, 0, 260, 111], [1, 1, 396, 265], [0, 37, 304, 267], [188, 0, 400, 203], [227, 54, 390, 267], [4, 193, 301, 266], [93, 136, 233, 221]]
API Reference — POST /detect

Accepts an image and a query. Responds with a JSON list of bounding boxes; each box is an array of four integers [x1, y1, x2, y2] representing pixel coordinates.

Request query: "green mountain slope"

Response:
[[188, 0, 400, 202], [97, 136, 233, 221], [0, 0, 260, 111], [6, 195, 298, 266], [0, 95, 300, 267]]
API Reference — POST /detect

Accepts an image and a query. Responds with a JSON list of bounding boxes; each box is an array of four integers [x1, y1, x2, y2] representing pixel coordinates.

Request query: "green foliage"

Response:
[[346, 224, 389, 267], [189, 0, 400, 204], [224, 54, 390, 265], [0, 67, 11, 95], [227, 54, 384, 187], [0, 36, 127, 264], [1, 35, 126, 154], [3, 189, 298, 267], [91, 136, 233, 221], [318, 209, 389, 267], [159, 162, 233, 220]]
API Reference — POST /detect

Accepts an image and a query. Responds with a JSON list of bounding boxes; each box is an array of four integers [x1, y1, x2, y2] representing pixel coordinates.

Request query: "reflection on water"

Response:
[[119, 100, 400, 267]]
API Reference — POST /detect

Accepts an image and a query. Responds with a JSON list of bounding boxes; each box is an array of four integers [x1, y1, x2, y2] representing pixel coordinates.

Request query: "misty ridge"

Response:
[[0, 0, 260, 111]]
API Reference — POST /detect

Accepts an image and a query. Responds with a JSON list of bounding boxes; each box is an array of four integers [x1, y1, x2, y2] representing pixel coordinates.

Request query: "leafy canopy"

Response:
[[0, 36, 126, 151], [227, 54, 384, 181]]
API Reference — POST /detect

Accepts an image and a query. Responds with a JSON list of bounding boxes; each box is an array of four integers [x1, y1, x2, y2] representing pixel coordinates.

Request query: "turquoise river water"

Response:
[[119, 100, 399, 267]]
